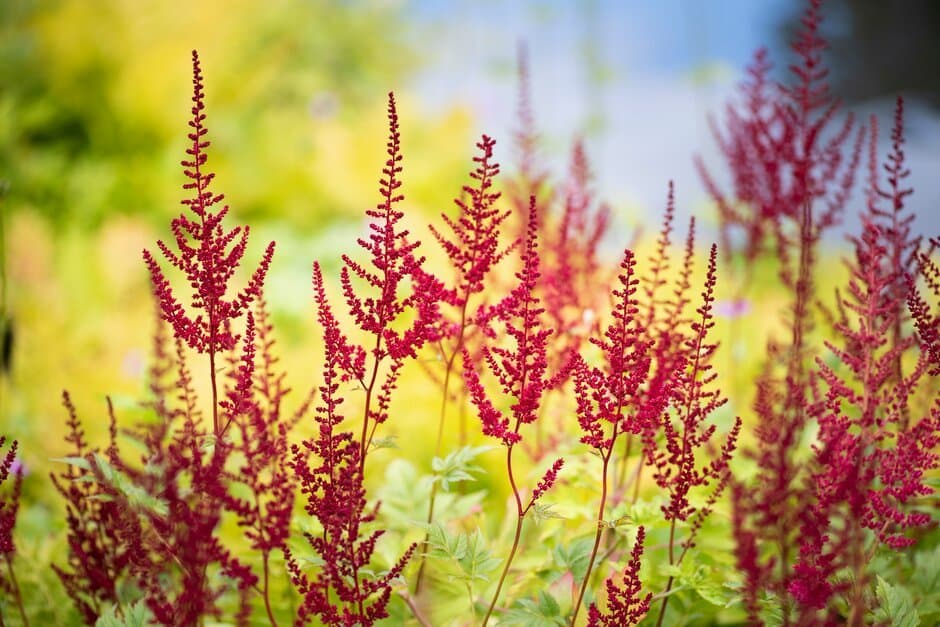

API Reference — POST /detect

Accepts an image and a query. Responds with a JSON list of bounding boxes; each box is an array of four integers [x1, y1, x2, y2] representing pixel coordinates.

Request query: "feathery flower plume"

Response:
[[464, 199, 565, 626], [336, 92, 442, 468], [286, 262, 414, 626], [414, 134, 512, 593], [570, 246, 666, 624], [788, 102, 938, 623], [143, 50, 275, 436], [586, 527, 652, 627], [0, 436, 26, 626]]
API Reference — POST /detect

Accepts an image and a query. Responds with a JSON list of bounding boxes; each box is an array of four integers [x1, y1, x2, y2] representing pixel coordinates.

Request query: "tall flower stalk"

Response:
[[143, 51, 274, 438], [415, 135, 511, 594], [569, 248, 661, 624], [337, 93, 441, 471], [463, 201, 565, 626]]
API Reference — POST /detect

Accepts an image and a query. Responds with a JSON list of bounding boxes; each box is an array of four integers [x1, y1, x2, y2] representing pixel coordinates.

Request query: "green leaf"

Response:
[[553, 537, 594, 581], [874, 575, 920, 627], [50, 456, 92, 471], [537, 590, 561, 616], [94, 600, 152, 627], [530, 502, 564, 525], [369, 435, 399, 451], [91, 453, 169, 517], [501, 597, 567, 626], [432, 445, 493, 492]]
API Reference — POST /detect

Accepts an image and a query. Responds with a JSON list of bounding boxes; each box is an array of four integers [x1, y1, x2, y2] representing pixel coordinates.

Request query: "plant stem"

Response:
[[261, 552, 278, 627], [359, 334, 383, 471], [415, 305, 469, 594], [4, 555, 28, 627], [571, 434, 616, 625], [482, 445, 525, 627], [209, 347, 219, 436], [654, 519, 678, 627], [398, 590, 433, 627]]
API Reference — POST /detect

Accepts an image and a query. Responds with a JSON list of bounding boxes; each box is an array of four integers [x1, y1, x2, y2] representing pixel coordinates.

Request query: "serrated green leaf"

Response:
[[553, 537, 594, 581], [50, 456, 92, 471], [537, 590, 561, 616], [874, 575, 920, 627], [501, 596, 567, 626], [94, 600, 151, 627], [91, 453, 168, 517], [531, 502, 564, 525], [431, 445, 493, 492]]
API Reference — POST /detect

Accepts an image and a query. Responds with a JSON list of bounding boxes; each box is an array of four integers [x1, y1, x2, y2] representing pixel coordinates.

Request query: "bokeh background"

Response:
[[1, 1, 938, 620]]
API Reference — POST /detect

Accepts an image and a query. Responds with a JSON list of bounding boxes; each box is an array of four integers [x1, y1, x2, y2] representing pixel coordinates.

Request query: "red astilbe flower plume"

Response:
[[144, 50, 275, 435], [463, 200, 566, 625], [0, 435, 25, 625], [697, 0, 864, 271], [144, 50, 274, 355], [465, 199, 555, 447], [505, 42, 550, 242], [719, 3, 865, 617], [570, 246, 676, 624], [537, 141, 612, 399], [586, 527, 652, 627], [336, 92, 443, 466], [55, 323, 258, 626], [650, 245, 741, 526], [909, 236, 940, 375], [286, 262, 414, 626], [220, 293, 309, 625], [788, 110, 938, 621], [430, 134, 511, 314], [51, 394, 134, 624], [542, 140, 611, 327], [641, 245, 741, 626], [0, 437, 22, 559]]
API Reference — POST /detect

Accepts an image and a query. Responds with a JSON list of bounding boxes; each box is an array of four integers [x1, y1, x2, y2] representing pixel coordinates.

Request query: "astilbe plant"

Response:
[[143, 51, 275, 438], [909, 235, 940, 375], [285, 263, 414, 626], [586, 526, 652, 627], [463, 201, 566, 626], [787, 97, 939, 625], [0, 436, 26, 626], [415, 134, 512, 593], [569, 247, 660, 624], [706, 2, 866, 620], [221, 294, 307, 627], [51, 393, 131, 624], [647, 244, 742, 626], [337, 92, 442, 470], [53, 51, 294, 626]]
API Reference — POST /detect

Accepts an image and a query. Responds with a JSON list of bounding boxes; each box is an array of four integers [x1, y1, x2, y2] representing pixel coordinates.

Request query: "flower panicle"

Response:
[[143, 50, 275, 356], [586, 527, 652, 627], [468, 197, 552, 438], [430, 134, 512, 309]]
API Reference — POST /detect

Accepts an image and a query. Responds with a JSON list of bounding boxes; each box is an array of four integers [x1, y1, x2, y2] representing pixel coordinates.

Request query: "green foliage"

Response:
[[431, 445, 493, 492], [873, 576, 920, 627], [94, 601, 151, 627], [426, 522, 501, 586], [501, 591, 566, 626]]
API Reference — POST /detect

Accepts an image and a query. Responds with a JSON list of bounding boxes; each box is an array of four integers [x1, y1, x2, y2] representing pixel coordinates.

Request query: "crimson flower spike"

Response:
[[338, 92, 443, 468], [569, 246, 666, 625], [285, 261, 414, 626], [143, 50, 275, 436], [651, 244, 742, 627], [586, 527, 652, 627], [463, 198, 565, 626]]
